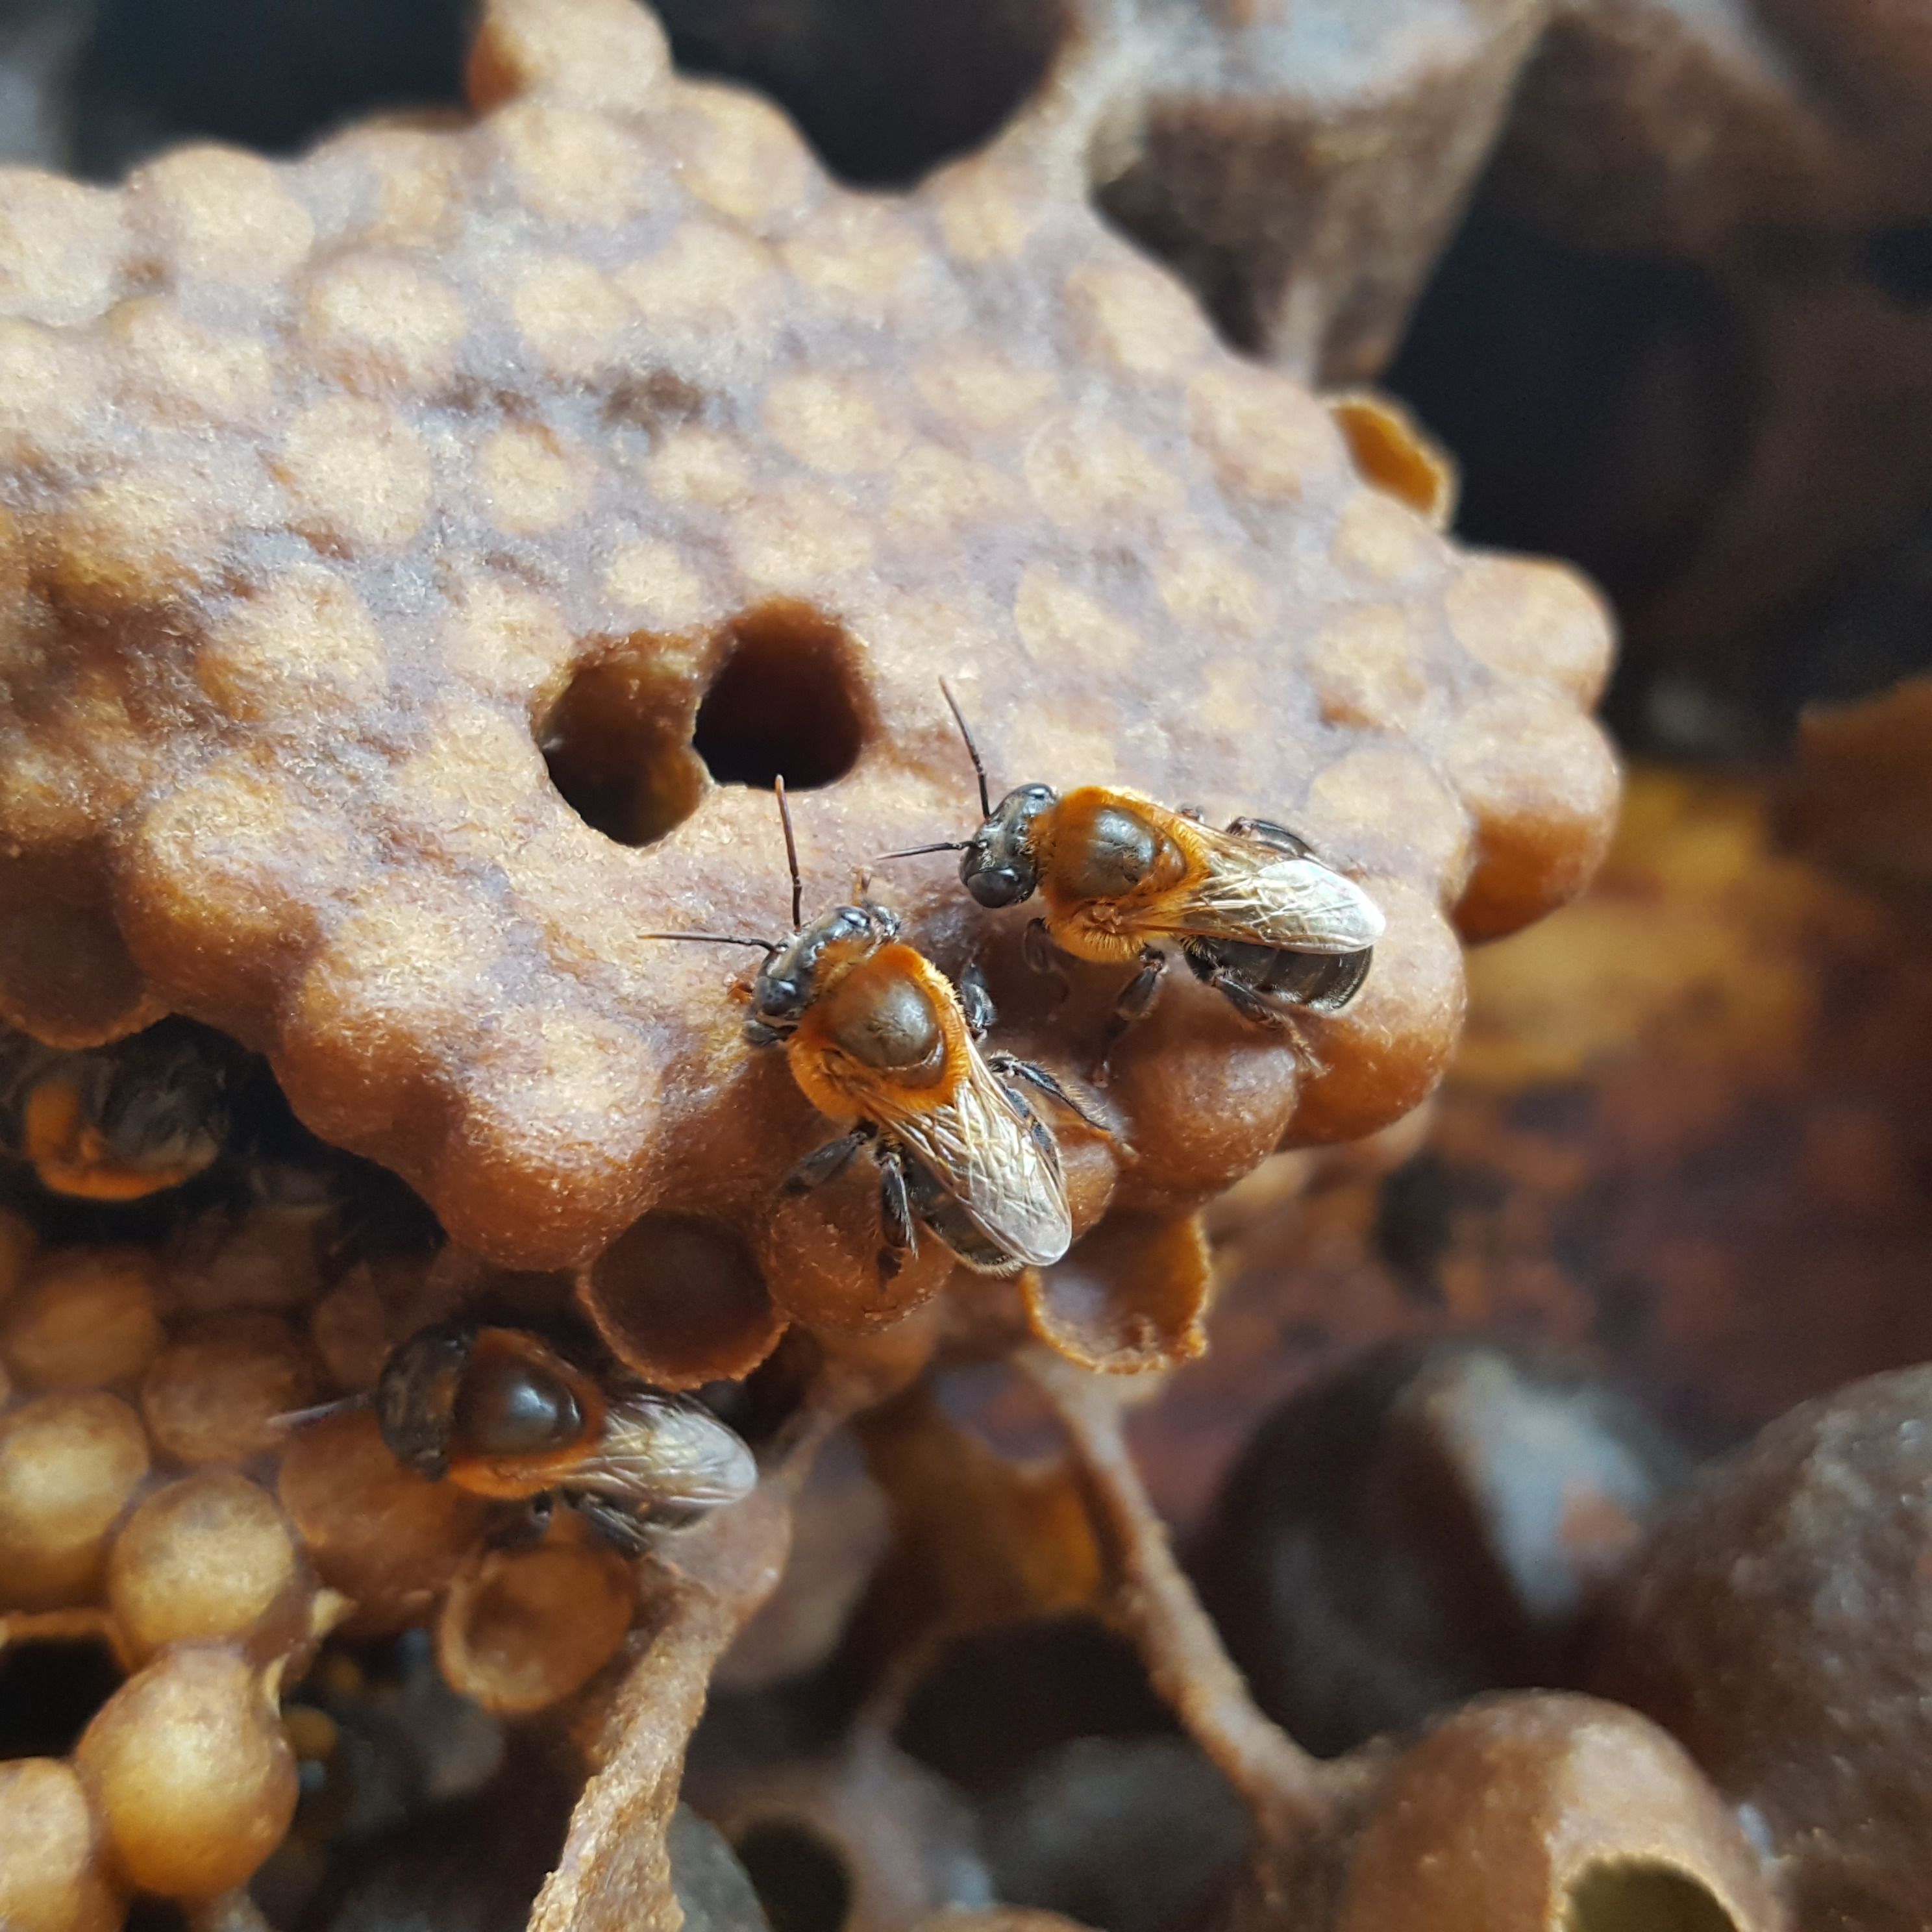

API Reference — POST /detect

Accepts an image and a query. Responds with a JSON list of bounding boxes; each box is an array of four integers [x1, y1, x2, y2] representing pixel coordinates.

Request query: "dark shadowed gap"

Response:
[[0, 1637, 122, 1758], [656, 0, 1069, 187], [71, 0, 467, 179], [733, 1819, 854, 1932]]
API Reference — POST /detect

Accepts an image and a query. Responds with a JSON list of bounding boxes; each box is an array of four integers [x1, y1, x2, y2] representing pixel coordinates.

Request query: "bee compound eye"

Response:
[[452, 1354, 584, 1459], [966, 867, 1021, 908]]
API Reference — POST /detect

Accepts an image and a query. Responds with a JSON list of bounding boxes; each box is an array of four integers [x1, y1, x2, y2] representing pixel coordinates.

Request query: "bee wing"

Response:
[[1152, 826, 1386, 954], [871, 1045, 1074, 1269], [569, 1394, 758, 1513]]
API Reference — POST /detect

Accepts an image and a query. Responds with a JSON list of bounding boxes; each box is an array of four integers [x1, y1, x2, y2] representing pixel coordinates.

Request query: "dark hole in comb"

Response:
[[733, 1819, 854, 1932], [0, 1637, 123, 1758], [540, 641, 709, 848], [658, 0, 1071, 188], [693, 604, 868, 793]]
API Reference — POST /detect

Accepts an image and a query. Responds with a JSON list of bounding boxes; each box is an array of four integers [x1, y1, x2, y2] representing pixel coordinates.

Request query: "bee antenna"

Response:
[[939, 679, 993, 820], [874, 841, 971, 861], [639, 932, 780, 954], [267, 1392, 371, 1434], [775, 775, 804, 932]]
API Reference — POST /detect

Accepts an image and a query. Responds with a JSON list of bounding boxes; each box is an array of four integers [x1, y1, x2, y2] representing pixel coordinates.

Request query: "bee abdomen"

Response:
[[1184, 937, 1374, 1013]]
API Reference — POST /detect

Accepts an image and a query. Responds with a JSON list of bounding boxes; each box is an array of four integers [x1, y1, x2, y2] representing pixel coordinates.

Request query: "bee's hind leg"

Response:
[[874, 1141, 916, 1280], [567, 1491, 656, 1557], [988, 1054, 1110, 1134], [1200, 964, 1289, 1031], [1091, 947, 1167, 1087], [1225, 815, 1312, 858], [782, 1126, 873, 1195], [1196, 963, 1333, 1074]]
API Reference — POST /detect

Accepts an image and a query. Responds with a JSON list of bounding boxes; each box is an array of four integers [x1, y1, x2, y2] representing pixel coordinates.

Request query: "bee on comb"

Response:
[[647, 780, 1102, 1279], [885, 686, 1386, 1080], [373, 1321, 756, 1552]]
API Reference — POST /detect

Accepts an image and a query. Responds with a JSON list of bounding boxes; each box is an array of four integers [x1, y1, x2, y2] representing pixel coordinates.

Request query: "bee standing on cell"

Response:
[[371, 1321, 758, 1555], [648, 782, 1101, 1280], [887, 687, 1387, 1082]]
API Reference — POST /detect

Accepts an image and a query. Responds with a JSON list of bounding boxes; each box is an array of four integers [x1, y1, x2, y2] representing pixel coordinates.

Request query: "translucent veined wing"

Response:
[[1148, 823, 1385, 955], [571, 1394, 758, 1512], [869, 1042, 1072, 1269]]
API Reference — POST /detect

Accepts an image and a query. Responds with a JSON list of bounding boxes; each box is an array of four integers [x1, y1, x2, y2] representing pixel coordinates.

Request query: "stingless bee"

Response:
[[648, 781, 1102, 1280], [886, 687, 1387, 1080], [0, 1019, 233, 1202], [373, 1321, 758, 1555]]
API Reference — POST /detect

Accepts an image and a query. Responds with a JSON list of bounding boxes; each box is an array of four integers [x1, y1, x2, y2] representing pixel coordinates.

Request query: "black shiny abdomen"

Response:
[[1183, 937, 1374, 1014]]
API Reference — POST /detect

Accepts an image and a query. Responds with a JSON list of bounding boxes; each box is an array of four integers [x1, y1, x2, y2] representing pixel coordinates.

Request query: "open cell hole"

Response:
[[582, 1212, 784, 1389], [539, 641, 709, 848], [656, 0, 1069, 188], [733, 1818, 854, 1932], [693, 604, 868, 793], [0, 1637, 122, 1758], [1564, 1861, 1741, 1932]]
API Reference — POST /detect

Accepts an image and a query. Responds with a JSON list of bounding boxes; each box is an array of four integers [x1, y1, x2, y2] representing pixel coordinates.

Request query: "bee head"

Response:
[[961, 784, 1056, 909], [375, 1320, 475, 1480], [92, 1045, 230, 1183], [746, 902, 900, 1043]]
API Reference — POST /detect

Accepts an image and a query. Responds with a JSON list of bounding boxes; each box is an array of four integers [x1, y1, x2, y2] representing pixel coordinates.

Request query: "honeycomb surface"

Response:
[[0, 1208, 640, 1917], [0, 0, 1617, 1345]]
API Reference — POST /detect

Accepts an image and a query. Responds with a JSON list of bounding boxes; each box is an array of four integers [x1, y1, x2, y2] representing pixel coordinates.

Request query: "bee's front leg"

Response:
[[1022, 918, 1071, 1006], [1091, 947, 1167, 1087], [957, 959, 997, 1037], [874, 1140, 916, 1280], [781, 1126, 873, 1195]]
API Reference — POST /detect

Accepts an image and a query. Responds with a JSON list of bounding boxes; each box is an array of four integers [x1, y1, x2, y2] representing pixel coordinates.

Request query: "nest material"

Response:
[[0, 0, 1616, 1378]]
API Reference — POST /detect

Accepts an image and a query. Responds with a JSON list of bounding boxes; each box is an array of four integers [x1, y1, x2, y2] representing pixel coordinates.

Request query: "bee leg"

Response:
[[874, 1141, 916, 1280], [1022, 918, 1072, 1006], [1008, 1083, 1064, 1165], [487, 1491, 556, 1551], [987, 1054, 1110, 1134], [782, 1126, 873, 1195], [1226, 815, 1313, 858], [1201, 965, 1289, 1031], [1091, 947, 1167, 1087], [958, 959, 997, 1038], [567, 1492, 656, 1557], [1176, 803, 1206, 822]]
